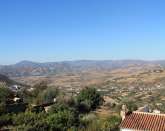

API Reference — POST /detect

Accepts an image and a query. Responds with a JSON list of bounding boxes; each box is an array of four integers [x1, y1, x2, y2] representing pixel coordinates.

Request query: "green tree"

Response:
[[29, 81, 49, 99], [47, 110, 77, 131], [76, 87, 103, 113], [0, 103, 6, 115], [35, 87, 59, 105], [125, 101, 138, 112], [12, 112, 49, 131], [49, 103, 71, 113], [0, 86, 14, 115], [0, 86, 14, 103], [0, 114, 12, 127]]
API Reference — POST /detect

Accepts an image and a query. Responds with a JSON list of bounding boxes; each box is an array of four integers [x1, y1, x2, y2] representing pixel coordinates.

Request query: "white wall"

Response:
[[120, 128, 134, 131]]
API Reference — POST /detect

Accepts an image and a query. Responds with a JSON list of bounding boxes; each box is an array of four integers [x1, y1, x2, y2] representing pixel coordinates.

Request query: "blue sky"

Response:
[[0, 0, 165, 64]]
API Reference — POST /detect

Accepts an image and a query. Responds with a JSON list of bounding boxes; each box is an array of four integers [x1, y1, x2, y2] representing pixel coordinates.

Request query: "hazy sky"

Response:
[[1, 0, 165, 64]]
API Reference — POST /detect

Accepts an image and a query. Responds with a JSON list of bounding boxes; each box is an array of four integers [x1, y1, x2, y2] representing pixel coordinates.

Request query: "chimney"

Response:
[[120, 104, 128, 120]]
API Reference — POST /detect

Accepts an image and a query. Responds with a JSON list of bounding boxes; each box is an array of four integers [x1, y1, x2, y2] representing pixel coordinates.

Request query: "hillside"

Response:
[[11, 63, 165, 114], [0, 74, 17, 86], [2, 60, 165, 129], [1, 60, 165, 92], [12, 63, 165, 90], [0, 60, 163, 77]]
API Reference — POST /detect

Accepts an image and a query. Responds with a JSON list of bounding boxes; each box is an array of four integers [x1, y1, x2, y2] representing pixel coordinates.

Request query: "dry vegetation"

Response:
[[13, 65, 165, 113]]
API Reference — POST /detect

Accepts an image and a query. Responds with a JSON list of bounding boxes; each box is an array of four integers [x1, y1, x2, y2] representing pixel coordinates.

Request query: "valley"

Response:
[[1, 60, 165, 130], [4, 60, 165, 113], [2, 60, 165, 113]]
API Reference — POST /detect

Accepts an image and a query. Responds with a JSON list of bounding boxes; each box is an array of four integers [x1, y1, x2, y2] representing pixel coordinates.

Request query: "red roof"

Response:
[[120, 112, 165, 131]]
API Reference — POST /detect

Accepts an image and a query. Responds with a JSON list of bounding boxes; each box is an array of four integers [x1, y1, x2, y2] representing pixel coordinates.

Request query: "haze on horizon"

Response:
[[1, 0, 165, 64]]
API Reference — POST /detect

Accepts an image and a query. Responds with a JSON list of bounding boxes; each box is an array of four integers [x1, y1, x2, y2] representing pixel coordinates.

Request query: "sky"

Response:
[[1, 0, 165, 64]]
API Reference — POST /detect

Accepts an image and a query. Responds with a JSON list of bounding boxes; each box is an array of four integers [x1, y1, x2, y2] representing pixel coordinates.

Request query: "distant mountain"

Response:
[[0, 60, 164, 77], [14, 60, 40, 67]]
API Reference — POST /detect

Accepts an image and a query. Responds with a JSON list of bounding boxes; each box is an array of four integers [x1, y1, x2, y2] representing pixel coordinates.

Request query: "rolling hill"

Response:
[[0, 60, 163, 77]]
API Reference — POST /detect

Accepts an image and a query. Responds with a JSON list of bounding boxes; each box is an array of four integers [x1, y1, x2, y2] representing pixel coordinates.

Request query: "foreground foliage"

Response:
[[0, 84, 121, 131], [76, 87, 103, 113]]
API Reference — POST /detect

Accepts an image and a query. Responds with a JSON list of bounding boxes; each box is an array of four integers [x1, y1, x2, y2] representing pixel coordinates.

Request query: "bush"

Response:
[[35, 87, 59, 105], [79, 119, 101, 131], [0, 114, 13, 127], [49, 103, 70, 113], [14, 120, 49, 131], [80, 113, 97, 128], [57, 95, 76, 107], [12, 112, 48, 131], [0, 103, 6, 115], [47, 110, 78, 131], [0, 86, 14, 103], [0, 86, 105, 131], [76, 87, 103, 113], [76, 100, 91, 113], [28, 81, 49, 99], [125, 101, 138, 112], [101, 115, 121, 130]]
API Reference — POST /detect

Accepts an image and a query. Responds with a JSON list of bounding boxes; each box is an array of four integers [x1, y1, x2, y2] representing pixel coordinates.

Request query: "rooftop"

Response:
[[120, 112, 165, 131]]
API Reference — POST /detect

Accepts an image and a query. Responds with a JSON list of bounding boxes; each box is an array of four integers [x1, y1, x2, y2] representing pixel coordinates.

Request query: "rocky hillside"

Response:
[[0, 60, 163, 77]]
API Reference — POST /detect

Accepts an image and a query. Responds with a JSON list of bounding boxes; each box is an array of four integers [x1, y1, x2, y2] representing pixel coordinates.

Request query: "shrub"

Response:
[[12, 111, 48, 131], [35, 87, 59, 105], [0, 114, 13, 127], [101, 115, 121, 130], [80, 113, 97, 128], [125, 101, 138, 112], [0, 86, 14, 103], [0, 103, 6, 115], [76, 87, 103, 113], [47, 110, 77, 131], [49, 103, 70, 113]]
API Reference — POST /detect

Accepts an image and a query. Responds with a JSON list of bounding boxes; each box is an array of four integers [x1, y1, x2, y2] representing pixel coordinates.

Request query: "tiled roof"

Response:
[[120, 112, 165, 131]]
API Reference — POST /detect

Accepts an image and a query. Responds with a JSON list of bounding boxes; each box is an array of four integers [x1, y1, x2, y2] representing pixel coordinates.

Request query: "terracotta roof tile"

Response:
[[120, 112, 165, 131]]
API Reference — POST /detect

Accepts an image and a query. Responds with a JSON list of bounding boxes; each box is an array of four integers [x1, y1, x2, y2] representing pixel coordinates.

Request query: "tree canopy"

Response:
[[76, 87, 103, 113]]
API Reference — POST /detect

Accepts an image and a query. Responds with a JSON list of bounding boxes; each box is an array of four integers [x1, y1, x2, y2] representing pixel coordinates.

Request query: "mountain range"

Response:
[[0, 60, 164, 77]]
